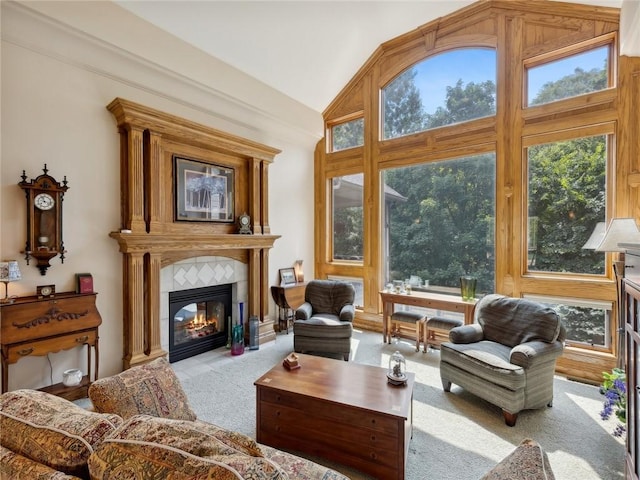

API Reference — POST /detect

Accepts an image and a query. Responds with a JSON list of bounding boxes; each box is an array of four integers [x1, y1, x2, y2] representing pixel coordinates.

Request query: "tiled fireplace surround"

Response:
[[160, 256, 247, 354]]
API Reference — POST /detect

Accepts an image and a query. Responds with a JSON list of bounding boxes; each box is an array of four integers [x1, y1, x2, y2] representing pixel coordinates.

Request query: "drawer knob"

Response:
[[76, 335, 89, 343], [18, 347, 34, 356], [370, 452, 377, 460], [370, 435, 376, 441]]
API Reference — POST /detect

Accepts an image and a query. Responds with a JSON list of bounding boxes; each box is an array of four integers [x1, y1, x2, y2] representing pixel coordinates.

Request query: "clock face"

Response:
[[240, 215, 250, 226], [34, 193, 55, 211], [40, 286, 52, 296]]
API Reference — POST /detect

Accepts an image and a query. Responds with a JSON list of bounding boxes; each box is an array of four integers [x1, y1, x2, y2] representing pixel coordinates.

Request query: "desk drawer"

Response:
[[4, 330, 96, 364], [1, 294, 101, 344]]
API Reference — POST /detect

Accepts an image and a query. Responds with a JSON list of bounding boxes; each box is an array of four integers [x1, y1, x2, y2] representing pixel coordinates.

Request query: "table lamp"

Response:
[[0, 260, 22, 304], [593, 218, 640, 368]]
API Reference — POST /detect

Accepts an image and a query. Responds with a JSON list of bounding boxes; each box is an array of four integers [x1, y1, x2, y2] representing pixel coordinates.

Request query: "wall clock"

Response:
[[19, 164, 69, 275]]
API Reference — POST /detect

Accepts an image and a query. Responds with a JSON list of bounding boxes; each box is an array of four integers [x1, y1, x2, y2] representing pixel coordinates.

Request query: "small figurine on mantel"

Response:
[[237, 213, 252, 234]]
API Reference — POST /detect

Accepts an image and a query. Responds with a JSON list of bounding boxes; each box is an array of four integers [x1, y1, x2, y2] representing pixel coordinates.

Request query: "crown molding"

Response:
[[1, 1, 323, 147]]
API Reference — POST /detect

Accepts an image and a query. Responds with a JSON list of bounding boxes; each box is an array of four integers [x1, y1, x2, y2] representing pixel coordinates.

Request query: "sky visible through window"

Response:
[[414, 47, 606, 112]]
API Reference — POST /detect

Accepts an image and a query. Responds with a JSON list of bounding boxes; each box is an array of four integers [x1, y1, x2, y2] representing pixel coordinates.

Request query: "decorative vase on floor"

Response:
[[231, 302, 245, 356], [231, 324, 245, 356], [226, 316, 232, 349]]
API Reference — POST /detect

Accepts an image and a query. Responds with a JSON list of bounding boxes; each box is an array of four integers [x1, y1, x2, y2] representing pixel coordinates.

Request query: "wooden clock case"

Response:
[[19, 164, 69, 275]]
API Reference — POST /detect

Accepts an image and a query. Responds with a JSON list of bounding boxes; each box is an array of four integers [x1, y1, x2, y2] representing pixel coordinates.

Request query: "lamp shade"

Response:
[[0, 260, 21, 282], [582, 222, 607, 249], [595, 218, 640, 252]]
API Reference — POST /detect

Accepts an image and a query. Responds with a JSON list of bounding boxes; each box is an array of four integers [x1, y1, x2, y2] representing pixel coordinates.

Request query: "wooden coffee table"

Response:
[[254, 353, 414, 480]]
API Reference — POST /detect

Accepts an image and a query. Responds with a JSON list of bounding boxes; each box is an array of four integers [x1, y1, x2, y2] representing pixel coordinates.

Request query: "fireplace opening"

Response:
[[169, 284, 232, 362]]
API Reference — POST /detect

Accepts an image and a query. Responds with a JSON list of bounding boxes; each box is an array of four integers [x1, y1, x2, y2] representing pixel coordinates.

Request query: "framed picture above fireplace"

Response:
[[174, 156, 234, 222]]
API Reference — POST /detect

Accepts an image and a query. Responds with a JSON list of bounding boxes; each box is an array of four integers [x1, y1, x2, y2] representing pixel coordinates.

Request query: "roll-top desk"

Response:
[[0, 292, 101, 400]]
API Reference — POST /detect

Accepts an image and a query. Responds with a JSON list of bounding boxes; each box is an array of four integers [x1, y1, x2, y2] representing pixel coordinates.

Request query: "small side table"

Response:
[[270, 283, 307, 333]]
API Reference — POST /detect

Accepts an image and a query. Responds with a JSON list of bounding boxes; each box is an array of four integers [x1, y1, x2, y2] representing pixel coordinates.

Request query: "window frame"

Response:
[[523, 34, 617, 109], [521, 123, 616, 280]]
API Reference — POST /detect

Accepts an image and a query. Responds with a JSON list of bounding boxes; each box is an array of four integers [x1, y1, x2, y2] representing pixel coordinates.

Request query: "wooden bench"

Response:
[[390, 311, 426, 351], [424, 316, 463, 351]]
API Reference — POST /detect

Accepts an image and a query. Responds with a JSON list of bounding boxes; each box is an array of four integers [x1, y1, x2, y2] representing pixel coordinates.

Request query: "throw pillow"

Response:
[[480, 438, 555, 480], [0, 389, 122, 478], [0, 445, 83, 480], [88, 415, 288, 480], [88, 357, 196, 421]]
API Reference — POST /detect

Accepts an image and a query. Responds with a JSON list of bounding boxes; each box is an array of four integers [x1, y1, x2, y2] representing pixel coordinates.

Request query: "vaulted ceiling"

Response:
[[115, 0, 623, 114]]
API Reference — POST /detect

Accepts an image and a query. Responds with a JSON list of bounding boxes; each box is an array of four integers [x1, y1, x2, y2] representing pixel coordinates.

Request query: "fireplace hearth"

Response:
[[169, 284, 232, 362]]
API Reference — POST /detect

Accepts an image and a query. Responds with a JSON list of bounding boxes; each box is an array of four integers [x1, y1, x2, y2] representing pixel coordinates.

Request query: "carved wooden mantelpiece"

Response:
[[107, 98, 281, 369]]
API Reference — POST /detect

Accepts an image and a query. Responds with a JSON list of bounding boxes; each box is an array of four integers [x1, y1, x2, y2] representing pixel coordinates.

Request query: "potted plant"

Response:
[[600, 367, 626, 437]]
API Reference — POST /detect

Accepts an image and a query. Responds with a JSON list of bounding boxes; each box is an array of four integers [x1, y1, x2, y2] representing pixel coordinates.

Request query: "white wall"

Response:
[[621, 0, 640, 56], [0, 1, 319, 390]]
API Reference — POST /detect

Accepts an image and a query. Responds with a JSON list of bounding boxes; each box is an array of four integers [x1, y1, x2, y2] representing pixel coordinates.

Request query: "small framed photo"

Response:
[[76, 273, 94, 294], [37, 284, 55, 298], [174, 156, 235, 222], [279, 268, 297, 286]]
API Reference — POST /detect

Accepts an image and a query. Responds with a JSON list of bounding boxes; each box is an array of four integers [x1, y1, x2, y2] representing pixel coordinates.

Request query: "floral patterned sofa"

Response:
[[0, 358, 349, 480]]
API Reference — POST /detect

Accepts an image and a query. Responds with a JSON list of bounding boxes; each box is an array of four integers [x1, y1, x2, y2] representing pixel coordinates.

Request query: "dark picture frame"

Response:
[[174, 156, 234, 222], [279, 268, 297, 286]]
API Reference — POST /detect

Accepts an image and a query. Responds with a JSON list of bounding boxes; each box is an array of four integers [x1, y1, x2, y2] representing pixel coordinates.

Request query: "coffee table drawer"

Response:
[[260, 388, 401, 434], [259, 404, 400, 473], [260, 401, 398, 449]]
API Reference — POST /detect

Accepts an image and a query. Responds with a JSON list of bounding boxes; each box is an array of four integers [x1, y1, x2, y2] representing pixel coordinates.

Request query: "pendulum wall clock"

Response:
[[19, 164, 69, 275]]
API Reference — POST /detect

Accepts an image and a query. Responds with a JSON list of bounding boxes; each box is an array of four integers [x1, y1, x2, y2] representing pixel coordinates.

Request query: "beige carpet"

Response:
[[173, 329, 625, 480]]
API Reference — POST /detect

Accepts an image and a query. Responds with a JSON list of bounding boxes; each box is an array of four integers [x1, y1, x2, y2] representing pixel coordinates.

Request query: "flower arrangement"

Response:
[[600, 367, 626, 437]]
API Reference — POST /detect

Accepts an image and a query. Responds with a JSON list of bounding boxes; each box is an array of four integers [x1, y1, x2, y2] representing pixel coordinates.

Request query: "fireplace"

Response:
[[169, 284, 232, 362], [108, 98, 280, 370]]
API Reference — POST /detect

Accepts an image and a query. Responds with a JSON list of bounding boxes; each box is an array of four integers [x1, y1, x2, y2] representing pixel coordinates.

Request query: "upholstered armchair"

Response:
[[293, 280, 355, 361], [440, 294, 566, 426]]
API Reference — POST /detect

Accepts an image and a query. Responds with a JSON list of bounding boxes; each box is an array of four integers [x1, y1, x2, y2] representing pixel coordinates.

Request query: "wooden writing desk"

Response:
[[379, 290, 477, 344], [270, 283, 307, 333], [0, 292, 101, 399]]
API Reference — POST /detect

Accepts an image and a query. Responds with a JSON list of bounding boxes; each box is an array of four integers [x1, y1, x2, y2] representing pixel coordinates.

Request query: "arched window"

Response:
[[382, 48, 497, 140]]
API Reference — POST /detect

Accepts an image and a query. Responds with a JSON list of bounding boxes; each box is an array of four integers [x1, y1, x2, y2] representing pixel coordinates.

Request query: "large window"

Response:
[[526, 134, 608, 275], [382, 48, 496, 139], [332, 174, 363, 261], [318, 2, 623, 382], [383, 153, 496, 295]]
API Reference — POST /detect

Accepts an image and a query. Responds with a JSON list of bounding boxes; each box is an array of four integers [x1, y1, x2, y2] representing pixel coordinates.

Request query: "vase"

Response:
[[460, 275, 477, 301], [226, 316, 232, 349], [231, 324, 245, 356]]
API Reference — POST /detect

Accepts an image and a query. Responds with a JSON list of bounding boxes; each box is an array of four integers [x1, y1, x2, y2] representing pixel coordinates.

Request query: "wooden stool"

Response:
[[424, 316, 463, 351], [390, 311, 426, 351]]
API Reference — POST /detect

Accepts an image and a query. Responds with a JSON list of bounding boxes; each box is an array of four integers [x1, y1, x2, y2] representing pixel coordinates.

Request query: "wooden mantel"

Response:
[[107, 98, 281, 369]]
